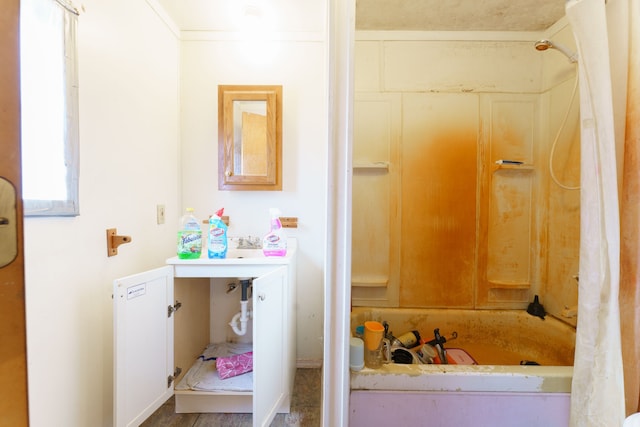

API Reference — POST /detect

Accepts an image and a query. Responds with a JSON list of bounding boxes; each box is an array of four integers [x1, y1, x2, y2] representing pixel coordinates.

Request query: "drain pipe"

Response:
[[229, 278, 252, 336]]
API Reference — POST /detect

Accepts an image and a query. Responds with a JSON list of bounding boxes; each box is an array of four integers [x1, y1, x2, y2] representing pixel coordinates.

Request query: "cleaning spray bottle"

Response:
[[208, 208, 228, 259], [262, 208, 287, 257], [177, 207, 202, 259]]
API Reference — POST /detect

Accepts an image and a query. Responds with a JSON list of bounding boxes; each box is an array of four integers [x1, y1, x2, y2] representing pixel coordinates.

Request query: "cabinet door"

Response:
[[253, 266, 287, 427], [114, 266, 174, 427]]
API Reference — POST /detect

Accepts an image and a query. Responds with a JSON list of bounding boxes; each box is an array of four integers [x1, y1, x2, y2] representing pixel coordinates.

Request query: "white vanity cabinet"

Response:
[[113, 239, 297, 427]]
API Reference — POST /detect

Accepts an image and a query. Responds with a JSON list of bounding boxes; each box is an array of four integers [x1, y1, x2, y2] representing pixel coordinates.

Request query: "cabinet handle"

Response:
[[258, 293, 266, 301]]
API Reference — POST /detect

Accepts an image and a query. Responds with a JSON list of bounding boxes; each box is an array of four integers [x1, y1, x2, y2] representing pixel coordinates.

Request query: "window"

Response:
[[20, 0, 79, 216]]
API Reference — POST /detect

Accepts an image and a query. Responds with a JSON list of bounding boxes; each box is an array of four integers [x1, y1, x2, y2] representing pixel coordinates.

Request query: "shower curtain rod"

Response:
[[54, 0, 79, 15]]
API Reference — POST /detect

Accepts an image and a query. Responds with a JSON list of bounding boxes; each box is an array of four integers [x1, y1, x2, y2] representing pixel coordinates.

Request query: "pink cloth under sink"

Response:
[[216, 351, 253, 379]]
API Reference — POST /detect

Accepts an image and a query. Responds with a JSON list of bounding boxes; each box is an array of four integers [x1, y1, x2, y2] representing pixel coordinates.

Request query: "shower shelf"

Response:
[[492, 163, 534, 172], [353, 161, 389, 171], [488, 280, 530, 289], [351, 276, 389, 288]]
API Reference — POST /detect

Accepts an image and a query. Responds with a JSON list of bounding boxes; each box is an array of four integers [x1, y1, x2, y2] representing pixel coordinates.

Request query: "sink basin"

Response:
[[225, 248, 265, 259], [167, 239, 296, 275]]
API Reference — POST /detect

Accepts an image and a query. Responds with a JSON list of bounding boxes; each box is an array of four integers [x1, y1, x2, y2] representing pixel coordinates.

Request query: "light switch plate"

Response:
[[156, 204, 165, 225]]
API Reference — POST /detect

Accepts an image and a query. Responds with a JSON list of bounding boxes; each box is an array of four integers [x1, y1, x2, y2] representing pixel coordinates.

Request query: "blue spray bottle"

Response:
[[208, 208, 228, 259]]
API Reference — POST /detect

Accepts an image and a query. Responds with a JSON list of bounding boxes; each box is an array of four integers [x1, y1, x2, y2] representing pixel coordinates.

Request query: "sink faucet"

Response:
[[433, 328, 448, 364], [382, 321, 402, 347], [237, 236, 262, 249]]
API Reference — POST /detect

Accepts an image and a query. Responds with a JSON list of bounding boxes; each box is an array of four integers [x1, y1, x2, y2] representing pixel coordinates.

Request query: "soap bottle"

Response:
[[177, 208, 202, 259], [262, 208, 287, 257], [207, 208, 228, 259]]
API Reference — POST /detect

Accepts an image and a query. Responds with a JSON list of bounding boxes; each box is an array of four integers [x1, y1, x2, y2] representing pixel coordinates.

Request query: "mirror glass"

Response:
[[232, 100, 268, 177], [218, 85, 282, 191]]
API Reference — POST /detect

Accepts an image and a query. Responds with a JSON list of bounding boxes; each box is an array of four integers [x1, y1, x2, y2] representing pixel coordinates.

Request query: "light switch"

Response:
[[157, 204, 165, 225]]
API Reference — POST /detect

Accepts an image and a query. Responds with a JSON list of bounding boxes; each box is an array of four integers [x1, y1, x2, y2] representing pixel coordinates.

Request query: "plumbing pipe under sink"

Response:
[[229, 278, 253, 335]]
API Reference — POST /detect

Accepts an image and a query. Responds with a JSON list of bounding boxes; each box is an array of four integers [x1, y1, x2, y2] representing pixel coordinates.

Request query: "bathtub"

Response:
[[349, 307, 576, 427]]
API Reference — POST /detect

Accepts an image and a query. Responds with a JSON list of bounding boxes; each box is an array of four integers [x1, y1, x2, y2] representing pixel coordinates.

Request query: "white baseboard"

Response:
[[296, 359, 323, 369]]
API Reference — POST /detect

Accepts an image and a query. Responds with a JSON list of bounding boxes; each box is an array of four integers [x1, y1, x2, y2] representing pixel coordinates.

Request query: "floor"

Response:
[[141, 368, 322, 427]]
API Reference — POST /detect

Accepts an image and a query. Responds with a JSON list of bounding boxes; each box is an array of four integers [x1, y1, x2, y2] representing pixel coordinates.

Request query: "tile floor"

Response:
[[141, 368, 321, 426]]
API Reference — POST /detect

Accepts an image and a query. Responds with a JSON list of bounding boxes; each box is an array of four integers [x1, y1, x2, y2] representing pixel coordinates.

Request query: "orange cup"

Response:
[[363, 321, 385, 351]]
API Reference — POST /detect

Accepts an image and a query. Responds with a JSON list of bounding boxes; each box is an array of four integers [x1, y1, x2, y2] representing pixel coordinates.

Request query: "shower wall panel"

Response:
[[542, 78, 580, 323], [477, 95, 542, 307], [382, 40, 540, 94], [352, 93, 401, 306], [399, 93, 478, 308]]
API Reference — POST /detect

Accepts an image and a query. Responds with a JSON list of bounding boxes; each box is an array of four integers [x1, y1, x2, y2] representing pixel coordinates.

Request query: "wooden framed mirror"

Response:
[[218, 85, 282, 191]]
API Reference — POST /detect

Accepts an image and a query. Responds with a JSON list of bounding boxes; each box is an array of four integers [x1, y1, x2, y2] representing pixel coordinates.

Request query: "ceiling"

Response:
[[356, 0, 566, 32], [156, 0, 566, 32]]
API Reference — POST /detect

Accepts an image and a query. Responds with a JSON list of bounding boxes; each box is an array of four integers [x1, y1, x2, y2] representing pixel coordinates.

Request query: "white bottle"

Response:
[[262, 208, 287, 257], [177, 208, 202, 259]]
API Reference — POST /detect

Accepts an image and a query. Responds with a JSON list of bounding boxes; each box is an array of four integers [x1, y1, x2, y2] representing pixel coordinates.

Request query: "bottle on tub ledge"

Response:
[[262, 208, 287, 257], [208, 208, 228, 259], [177, 207, 202, 259]]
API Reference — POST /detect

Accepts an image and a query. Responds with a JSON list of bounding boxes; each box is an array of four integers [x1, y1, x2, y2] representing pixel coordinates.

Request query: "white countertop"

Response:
[[166, 238, 296, 278]]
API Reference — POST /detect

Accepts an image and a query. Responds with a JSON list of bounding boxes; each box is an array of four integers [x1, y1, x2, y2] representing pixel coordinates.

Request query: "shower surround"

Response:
[[352, 25, 580, 323]]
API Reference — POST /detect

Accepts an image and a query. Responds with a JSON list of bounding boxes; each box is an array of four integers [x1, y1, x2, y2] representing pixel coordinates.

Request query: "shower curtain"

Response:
[[566, 0, 626, 425], [620, 0, 640, 416]]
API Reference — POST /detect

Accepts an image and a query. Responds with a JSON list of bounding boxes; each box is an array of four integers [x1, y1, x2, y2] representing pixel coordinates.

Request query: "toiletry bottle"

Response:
[[262, 208, 287, 257], [207, 208, 228, 259], [396, 330, 421, 348], [177, 208, 202, 259]]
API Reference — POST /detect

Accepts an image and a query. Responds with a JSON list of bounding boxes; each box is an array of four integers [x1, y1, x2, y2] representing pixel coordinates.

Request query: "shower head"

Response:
[[534, 39, 553, 51], [534, 39, 578, 63]]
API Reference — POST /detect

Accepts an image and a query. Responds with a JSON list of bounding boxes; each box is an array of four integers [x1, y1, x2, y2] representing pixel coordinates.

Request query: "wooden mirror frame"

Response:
[[218, 85, 282, 191]]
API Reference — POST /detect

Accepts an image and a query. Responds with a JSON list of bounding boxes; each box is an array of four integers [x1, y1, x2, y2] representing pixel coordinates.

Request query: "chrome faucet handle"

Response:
[[382, 338, 392, 363]]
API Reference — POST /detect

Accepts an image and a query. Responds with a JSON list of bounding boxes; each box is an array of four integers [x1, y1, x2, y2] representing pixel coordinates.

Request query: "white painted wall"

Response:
[[177, 22, 328, 365], [23, 0, 327, 425], [24, 0, 181, 423]]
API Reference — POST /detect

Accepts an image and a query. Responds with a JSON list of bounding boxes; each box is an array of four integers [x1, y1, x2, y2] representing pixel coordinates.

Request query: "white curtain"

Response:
[[566, 0, 626, 425]]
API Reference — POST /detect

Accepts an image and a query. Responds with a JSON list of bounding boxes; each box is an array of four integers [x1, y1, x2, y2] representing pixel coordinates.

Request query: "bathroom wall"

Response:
[[22, 0, 328, 425], [177, 8, 328, 366], [24, 1, 181, 425], [352, 21, 580, 319]]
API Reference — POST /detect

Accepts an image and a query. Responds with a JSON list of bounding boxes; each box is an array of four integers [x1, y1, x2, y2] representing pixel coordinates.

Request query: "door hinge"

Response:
[[167, 367, 182, 387], [168, 300, 182, 317]]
